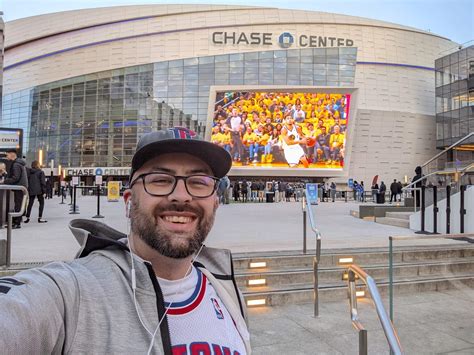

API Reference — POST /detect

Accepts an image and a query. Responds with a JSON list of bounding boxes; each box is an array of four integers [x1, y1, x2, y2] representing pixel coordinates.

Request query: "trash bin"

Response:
[[376, 192, 385, 204], [266, 192, 274, 203]]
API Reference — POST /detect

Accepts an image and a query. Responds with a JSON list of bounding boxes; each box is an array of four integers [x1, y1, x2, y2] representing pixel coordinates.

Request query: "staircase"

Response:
[[375, 211, 412, 228], [234, 244, 474, 307]]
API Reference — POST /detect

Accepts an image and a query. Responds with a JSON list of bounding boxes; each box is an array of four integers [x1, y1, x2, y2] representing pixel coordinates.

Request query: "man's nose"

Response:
[[168, 178, 192, 202]]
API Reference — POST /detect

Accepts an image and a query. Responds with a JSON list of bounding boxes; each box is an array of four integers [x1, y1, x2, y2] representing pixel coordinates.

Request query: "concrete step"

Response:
[[350, 209, 360, 218], [375, 217, 410, 228], [237, 258, 474, 289], [233, 245, 474, 272], [244, 274, 474, 306], [385, 211, 413, 220]]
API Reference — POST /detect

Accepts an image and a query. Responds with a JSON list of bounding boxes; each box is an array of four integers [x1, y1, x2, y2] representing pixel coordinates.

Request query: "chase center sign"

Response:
[[211, 31, 354, 48]]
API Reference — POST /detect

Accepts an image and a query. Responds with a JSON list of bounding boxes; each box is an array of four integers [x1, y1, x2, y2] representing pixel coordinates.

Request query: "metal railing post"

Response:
[[302, 197, 307, 254], [305, 196, 322, 317], [1, 186, 29, 268], [359, 329, 368, 355], [460, 185, 466, 233], [433, 187, 438, 234], [446, 185, 451, 233], [6, 212, 12, 268], [420, 186, 426, 232], [314, 236, 321, 318]]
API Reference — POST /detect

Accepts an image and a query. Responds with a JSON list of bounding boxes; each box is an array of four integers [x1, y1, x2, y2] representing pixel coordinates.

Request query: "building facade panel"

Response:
[[1, 5, 462, 184]]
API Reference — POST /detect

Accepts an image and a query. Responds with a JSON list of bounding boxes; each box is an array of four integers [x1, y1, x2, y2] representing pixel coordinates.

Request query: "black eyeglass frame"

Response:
[[129, 172, 220, 198]]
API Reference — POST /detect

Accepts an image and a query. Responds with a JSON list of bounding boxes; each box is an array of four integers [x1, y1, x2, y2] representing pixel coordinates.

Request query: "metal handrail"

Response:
[[302, 195, 322, 317], [402, 163, 473, 192], [0, 185, 29, 268], [348, 264, 403, 355], [460, 162, 474, 174], [420, 132, 474, 169], [388, 233, 474, 331]]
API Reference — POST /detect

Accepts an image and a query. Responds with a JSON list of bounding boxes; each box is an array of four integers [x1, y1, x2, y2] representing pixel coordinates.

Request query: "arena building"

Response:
[[0, 4, 461, 182]]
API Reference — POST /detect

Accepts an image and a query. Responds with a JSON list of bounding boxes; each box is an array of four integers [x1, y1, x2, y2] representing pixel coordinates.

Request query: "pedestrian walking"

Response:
[[24, 160, 48, 223], [330, 182, 337, 202]]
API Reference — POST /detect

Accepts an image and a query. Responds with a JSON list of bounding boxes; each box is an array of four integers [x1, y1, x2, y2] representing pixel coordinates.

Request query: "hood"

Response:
[[68, 219, 235, 278], [29, 167, 42, 175], [15, 158, 26, 166]]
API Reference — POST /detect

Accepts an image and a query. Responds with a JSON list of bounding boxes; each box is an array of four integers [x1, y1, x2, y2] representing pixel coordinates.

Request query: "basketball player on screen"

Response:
[[281, 116, 310, 168]]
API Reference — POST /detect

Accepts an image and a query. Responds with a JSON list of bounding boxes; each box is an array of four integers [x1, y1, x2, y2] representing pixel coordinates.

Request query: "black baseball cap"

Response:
[[5, 148, 18, 154], [129, 127, 232, 183]]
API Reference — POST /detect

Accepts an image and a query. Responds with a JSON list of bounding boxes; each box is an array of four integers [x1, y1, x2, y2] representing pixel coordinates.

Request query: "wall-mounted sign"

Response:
[[65, 167, 131, 177], [0, 128, 23, 155], [211, 31, 354, 48]]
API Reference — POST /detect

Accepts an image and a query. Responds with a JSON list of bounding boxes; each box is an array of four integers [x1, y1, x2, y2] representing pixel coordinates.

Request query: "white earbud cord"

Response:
[[126, 207, 205, 354], [146, 243, 205, 355]]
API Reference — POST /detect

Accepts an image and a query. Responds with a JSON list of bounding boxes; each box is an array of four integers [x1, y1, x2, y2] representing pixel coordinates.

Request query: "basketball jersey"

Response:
[[282, 124, 300, 148], [158, 267, 247, 355]]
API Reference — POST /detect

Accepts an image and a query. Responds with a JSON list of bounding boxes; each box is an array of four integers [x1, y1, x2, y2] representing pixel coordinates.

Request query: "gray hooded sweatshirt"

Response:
[[0, 219, 250, 354]]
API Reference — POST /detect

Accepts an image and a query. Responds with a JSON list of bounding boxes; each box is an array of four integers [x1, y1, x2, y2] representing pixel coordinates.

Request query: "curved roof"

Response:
[[5, 4, 450, 49]]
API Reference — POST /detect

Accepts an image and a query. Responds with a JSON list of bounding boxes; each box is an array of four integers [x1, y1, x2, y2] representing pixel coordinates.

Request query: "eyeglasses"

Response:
[[130, 172, 220, 198]]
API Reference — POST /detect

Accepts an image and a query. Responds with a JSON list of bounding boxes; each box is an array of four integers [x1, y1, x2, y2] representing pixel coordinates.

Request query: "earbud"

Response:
[[127, 201, 131, 218]]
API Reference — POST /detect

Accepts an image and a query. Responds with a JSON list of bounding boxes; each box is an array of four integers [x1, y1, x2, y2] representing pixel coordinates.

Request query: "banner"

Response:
[[107, 181, 120, 202]]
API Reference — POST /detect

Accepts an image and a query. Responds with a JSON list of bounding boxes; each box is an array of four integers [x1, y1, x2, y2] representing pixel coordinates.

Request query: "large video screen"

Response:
[[210, 91, 350, 170]]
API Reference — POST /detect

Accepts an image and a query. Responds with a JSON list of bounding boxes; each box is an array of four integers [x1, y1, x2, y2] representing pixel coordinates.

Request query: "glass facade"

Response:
[[1, 47, 357, 167], [435, 45, 474, 148], [0, 13, 4, 121]]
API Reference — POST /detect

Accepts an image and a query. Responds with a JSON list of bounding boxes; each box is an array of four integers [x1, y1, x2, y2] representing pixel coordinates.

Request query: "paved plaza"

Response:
[[248, 288, 474, 354], [2, 194, 474, 354], [3, 194, 460, 264]]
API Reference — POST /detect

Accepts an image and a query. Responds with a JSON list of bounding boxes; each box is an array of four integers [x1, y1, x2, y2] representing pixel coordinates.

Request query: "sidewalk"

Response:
[[2, 195, 458, 263], [248, 288, 474, 354]]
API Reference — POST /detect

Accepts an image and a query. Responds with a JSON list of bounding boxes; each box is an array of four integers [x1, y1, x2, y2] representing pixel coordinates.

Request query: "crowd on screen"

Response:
[[211, 92, 348, 167]]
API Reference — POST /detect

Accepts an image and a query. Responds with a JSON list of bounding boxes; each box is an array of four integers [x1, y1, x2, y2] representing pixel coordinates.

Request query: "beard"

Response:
[[130, 198, 216, 259]]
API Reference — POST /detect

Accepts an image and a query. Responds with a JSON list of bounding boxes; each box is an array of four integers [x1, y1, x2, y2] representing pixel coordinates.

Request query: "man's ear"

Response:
[[123, 189, 132, 216]]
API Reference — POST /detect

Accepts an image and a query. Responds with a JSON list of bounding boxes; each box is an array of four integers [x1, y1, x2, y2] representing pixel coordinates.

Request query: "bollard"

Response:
[[432, 187, 438, 234], [460, 185, 466, 233], [92, 185, 104, 218], [69, 185, 80, 214], [446, 185, 451, 234]]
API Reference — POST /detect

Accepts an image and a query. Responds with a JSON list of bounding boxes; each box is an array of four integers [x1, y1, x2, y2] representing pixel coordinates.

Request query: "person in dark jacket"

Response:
[[3, 149, 28, 228], [24, 161, 47, 223], [389, 179, 398, 203], [45, 178, 53, 199], [412, 166, 423, 207], [379, 181, 387, 203]]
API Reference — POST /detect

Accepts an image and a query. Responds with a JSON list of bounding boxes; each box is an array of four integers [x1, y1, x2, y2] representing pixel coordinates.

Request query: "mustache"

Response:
[[152, 203, 204, 218]]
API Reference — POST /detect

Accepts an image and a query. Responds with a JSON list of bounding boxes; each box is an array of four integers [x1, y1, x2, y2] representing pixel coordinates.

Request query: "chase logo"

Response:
[[278, 32, 294, 48], [95, 168, 103, 176]]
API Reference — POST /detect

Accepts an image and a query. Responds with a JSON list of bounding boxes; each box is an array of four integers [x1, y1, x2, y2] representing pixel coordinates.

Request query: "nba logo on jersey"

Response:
[[211, 298, 224, 320]]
